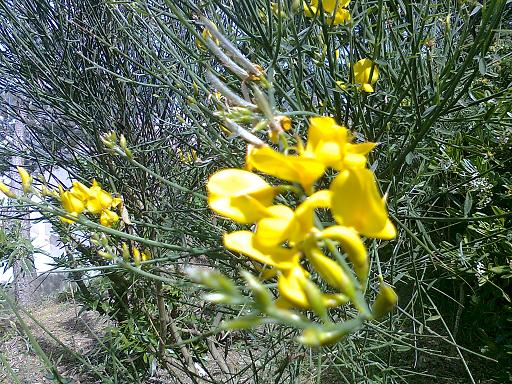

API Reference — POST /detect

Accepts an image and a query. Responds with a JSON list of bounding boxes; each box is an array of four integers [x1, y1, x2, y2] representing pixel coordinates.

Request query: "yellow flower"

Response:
[[303, 117, 376, 170], [254, 190, 331, 248], [353, 59, 379, 93], [17, 167, 32, 193], [344, 141, 378, 168], [224, 231, 300, 269], [304, 0, 350, 24], [207, 169, 277, 224], [372, 282, 398, 318], [304, 116, 348, 169], [0, 181, 15, 198], [60, 186, 85, 224], [327, 7, 351, 25], [247, 145, 325, 193], [141, 249, 152, 262], [86, 180, 114, 215], [60, 187, 85, 215], [99, 209, 119, 227], [69, 181, 91, 201], [330, 168, 396, 240], [133, 246, 141, 266]]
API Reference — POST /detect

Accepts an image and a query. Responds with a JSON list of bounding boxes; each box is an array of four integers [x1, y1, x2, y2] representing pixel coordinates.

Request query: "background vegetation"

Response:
[[0, 0, 511, 382]]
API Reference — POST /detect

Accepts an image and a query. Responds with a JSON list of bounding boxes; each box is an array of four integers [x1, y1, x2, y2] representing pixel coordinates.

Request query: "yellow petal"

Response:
[[224, 231, 299, 269], [254, 205, 296, 248], [361, 83, 375, 93], [209, 194, 270, 224], [343, 153, 368, 168], [371, 218, 397, 240], [304, 117, 348, 168], [278, 266, 310, 308], [100, 209, 119, 227], [319, 225, 368, 281], [247, 146, 325, 192], [328, 8, 351, 25], [303, 2, 318, 17], [346, 142, 378, 156], [207, 169, 275, 201], [70, 181, 91, 201], [61, 190, 85, 214], [294, 190, 331, 235], [330, 168, 395, 239], [112, 197, 122, 208], [0, 181, 15, 198], [353, 59, 379, 86], [86, 197, 104, 215]]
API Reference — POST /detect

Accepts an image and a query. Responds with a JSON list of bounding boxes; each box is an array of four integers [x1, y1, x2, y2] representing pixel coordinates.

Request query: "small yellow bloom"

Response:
[[99, 209, 119, 227], [353, 59, 379, 93], [278, 266, 346, 309], [70, 181, 91, 201], [207, 169, 277, 224], [247, 146, 325, 193], [304, 116, 348, 169], [330, 168, 396, 240], [304, 0, 350, 24], [254, 190, 331, 248], [224, 231, 299, 269], [372, 282, 398, 318], [60, 188, 85, 216], [87, 181, 114, 214], [327, 7, 351, 25], [141, 249, 152, 262], [17, 167, 32, 193], [0, 181, 15, 198], [278, 266, 311, 308]]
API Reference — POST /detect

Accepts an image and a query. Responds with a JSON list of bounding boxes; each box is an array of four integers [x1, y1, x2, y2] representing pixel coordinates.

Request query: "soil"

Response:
[[0, 298, 111, 383]]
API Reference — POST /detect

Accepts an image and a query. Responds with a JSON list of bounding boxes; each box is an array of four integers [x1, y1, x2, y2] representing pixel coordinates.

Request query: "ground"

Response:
[[0, 298, 110, 383]]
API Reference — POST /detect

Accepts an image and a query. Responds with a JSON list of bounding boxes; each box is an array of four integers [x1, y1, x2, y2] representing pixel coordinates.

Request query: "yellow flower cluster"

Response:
[[337, 59, 380, 93], [304, 0, 351, 25], [207, 116, 395, 309], [59, 180, 122, 227]]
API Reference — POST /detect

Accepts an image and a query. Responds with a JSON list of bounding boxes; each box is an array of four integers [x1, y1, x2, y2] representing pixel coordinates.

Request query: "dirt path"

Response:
[[0, 299, 109, 383]]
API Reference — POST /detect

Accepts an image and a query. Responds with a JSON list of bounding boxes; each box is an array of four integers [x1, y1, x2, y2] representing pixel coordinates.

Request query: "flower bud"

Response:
[[372, 282, 398, 319], [17, 166, 32, 193], [306, 246, 355, 299], [242, 271, 273, 310], [299, 278, 327, 319], [132, 247, 141, 266], [121, 242, 130, 261], [222, 315, 262, 330], [0, 181, 15, 198], [297, 327, 347, 347]]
